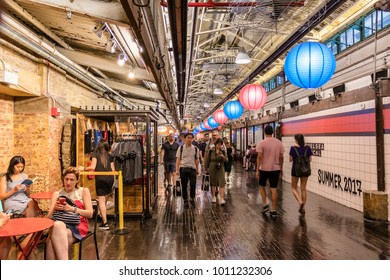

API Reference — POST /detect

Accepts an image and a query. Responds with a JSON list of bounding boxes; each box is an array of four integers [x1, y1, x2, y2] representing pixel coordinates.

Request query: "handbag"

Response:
[[52, 210, 81, 225], [201, 174, 210, 192], [174, 178, 182, 197]]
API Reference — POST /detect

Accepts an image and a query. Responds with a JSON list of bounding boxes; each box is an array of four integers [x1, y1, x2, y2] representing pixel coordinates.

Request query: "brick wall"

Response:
[[0, 44, 116, 211], [0, 94, 14, 171]]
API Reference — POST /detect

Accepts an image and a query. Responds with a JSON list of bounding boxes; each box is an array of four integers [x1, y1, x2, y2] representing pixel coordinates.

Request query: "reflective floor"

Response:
[[20, 163, 390, 260]]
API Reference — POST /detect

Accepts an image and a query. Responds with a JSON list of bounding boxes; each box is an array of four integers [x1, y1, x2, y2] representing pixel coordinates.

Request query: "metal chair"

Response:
[[44, 199, 100, 260], [75, 199, 99, 260]]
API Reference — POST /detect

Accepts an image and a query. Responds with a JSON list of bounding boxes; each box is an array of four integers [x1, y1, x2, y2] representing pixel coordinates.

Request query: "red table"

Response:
[[30, 192, 54, 216], [0, 217, 54, 260]]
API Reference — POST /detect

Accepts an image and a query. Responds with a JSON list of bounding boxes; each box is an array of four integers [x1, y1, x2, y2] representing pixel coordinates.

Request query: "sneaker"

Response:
[[211, 197, 217, 203], [190, 199, 196, 208], [166, 184, 172, 191], [227, 178, 230, 183], [270, 210, 277, 218], [261, 204, 270, 213], [99, 223, 109, 230], [184, 200, 189, 209], [219, 198, 226, 205]]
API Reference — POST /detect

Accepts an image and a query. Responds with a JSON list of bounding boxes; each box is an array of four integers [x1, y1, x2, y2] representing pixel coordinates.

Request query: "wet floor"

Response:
[[18, 163, 390, 260]]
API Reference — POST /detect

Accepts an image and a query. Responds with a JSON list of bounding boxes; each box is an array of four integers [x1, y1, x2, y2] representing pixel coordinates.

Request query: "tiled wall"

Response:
[[282, 100, 380, 213]]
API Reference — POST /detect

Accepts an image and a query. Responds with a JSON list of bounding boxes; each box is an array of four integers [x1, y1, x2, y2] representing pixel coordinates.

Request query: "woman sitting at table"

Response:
[[46, 167, 93, 260], [0, 156, 38, 217]]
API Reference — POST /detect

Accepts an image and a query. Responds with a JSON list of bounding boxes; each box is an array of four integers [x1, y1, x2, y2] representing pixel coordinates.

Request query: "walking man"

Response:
[[176, 133, 200, 208], [256, 125, 285, 218], [160, 133, 180, 190]]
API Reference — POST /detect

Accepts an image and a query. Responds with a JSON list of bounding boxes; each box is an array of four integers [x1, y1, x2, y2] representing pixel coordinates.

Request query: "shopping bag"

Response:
[[201, 174, 210, 192], [174, 178, 182, 197]]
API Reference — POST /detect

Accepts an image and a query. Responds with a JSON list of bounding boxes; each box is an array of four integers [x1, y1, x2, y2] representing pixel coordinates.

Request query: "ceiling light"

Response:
[[105, 39, 116, 53], [213, 87, 223, 95], [203, 103, 210, 108], [128, 67, 135, 79], [200, 108, 205, 114], [93, 22, 105, 38], [117, 53, 127, 66], [235, 48, 251, 64]]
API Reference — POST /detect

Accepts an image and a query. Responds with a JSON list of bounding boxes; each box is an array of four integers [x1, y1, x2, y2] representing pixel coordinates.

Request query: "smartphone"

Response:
[[58, 197, 66, 205], [5, 209, 14, 215]]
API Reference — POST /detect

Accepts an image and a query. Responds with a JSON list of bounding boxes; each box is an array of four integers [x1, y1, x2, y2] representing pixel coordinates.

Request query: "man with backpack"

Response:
[[256, 125, 285, 218], [175, 133, 200, 209]]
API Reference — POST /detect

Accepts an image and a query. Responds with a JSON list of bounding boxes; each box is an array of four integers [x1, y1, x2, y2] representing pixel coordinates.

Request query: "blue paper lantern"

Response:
[[200, 123, 207, 131], [207, 117, 219, 128], [284, 42, 336, 89], [223, 100, 244, 120]]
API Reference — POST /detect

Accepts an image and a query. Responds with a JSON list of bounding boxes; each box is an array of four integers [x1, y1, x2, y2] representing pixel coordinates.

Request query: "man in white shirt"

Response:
[[176, 133, 200, 208]]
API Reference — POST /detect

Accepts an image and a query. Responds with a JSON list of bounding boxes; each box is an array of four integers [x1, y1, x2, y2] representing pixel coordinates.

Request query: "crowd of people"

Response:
[[160, 127, 312, 217], [0, 127, 313, 259]]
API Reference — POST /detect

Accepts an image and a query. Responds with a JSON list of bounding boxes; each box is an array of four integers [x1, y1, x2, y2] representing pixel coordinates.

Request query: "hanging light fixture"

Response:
[[207, 117, 219, 129], [213, 87, 223, 95], [203, 103, 210, 108], [117, 53, 127, 66], [284, 41, 336, 89], [128, 66, 135, 79], [239, 84, 267, 110], [223, 100, 244, 120], [235, 47, 251, 64], [105, 38, 116, 53], [213, 109, 228, 125]]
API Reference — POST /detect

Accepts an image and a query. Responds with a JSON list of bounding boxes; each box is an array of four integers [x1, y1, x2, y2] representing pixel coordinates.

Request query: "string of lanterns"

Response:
[[192, 41, 336, 135]]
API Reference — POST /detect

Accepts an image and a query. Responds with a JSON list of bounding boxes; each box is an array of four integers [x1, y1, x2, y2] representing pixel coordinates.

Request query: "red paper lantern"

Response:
[[239, 84, 267, 110], [213, 109, 228, 125], [203, 119, 212, 130]]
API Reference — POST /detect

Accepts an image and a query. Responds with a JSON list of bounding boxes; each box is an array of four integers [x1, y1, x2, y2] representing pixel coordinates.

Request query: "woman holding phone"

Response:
[[46, 166, 93, 260], [0, 156, 38, 217]]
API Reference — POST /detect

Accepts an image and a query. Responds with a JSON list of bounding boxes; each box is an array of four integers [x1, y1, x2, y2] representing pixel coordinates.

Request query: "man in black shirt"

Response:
[[160, 133, 180, 190]]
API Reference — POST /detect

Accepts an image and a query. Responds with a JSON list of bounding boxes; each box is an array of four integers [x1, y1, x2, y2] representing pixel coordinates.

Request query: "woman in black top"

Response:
[[85, 139, 115, 230], [289, 134, 313, 214]]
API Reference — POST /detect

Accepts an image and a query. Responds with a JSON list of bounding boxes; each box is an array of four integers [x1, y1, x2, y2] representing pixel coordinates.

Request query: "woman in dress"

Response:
[[0, 156, 38, 217], [204, 138, 228, 205], [46, 167, 93, 260]]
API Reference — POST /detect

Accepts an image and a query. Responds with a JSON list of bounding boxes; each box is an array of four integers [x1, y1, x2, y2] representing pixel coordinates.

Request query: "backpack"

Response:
[[180, 145, 198, 160], [293, 146, 311, 177]]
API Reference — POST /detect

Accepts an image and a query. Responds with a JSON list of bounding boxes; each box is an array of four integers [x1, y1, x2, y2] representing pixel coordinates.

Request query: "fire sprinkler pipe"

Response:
[[161, 0, 305, 8]]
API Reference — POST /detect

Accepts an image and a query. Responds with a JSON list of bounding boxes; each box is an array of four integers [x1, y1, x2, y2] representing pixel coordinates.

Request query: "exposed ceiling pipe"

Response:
[[184, 1, 199, 117], [167, 0, 188, 118], [0, 12, 135, 109], [204, 0, 347, 118], [161, 0, 305, 8]]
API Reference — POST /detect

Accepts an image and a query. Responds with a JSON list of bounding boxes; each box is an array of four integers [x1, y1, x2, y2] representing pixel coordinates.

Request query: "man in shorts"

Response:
[[160, 133, 180, 190], [256, 125, 285, 218]]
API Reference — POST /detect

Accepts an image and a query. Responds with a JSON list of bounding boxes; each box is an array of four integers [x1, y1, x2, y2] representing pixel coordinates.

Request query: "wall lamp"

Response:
[[128, 66, 135, 79]]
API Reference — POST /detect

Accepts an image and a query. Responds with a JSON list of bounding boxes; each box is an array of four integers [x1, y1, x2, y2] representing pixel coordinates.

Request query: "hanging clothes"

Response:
[[111, 139, 143, 184]]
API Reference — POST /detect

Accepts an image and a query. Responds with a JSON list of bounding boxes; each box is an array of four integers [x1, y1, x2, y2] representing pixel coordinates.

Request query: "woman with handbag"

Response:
[[289, 134, 313, 214], [46, 167, 93, 260], [204, 138, 228, 205]]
